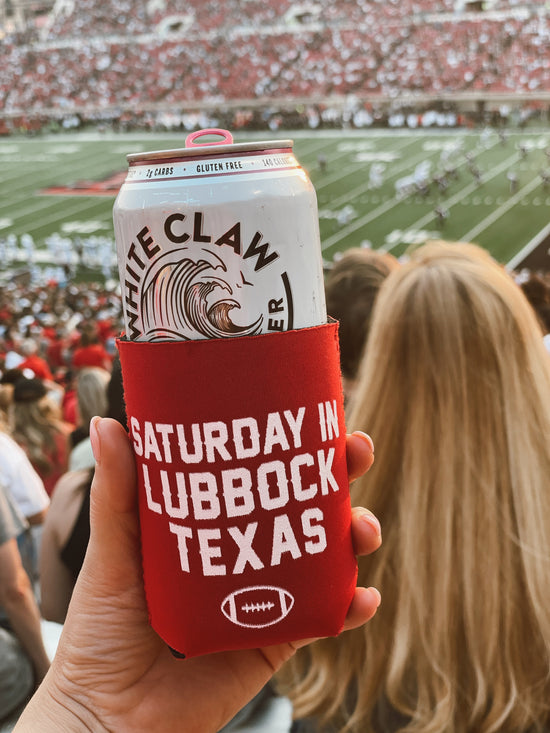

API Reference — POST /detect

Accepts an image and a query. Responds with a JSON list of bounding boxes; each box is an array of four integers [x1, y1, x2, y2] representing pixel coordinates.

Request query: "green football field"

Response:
[[1, 126, 549, 280]]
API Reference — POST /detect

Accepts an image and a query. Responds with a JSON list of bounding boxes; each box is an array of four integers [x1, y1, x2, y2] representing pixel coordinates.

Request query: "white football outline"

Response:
[[221, 585, 295, 628]]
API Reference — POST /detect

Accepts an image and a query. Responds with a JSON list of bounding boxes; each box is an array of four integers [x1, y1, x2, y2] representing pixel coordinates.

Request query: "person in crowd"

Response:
[[281, 241, 550, 732], [519, 271, 550, 352], [105, 354, 128, 431], [3, 332, 25, 372], [10, 377, 73, 496], [0, 383, 12, 424], [0, 483, 50, 724], [44, 328, 68, 373], [17, 339, 54, 383], [71, 322, 112, 372], [15, 418, 381, 732], [68, 367, 111, 471], [39, 467, 92, 624], [40, 361, 127, 623], [0, 423, 49, 529], [324, 248, 399, 403], [0, 394, 49, 586], [59, 369, 78, 426]]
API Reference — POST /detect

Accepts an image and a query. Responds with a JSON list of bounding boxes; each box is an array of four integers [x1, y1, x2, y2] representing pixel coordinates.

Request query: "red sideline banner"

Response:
[[117, 322, 357, 657]]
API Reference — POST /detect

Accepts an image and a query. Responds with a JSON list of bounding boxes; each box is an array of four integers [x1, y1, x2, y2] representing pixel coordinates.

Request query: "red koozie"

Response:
[[117, 321, 357, 657]]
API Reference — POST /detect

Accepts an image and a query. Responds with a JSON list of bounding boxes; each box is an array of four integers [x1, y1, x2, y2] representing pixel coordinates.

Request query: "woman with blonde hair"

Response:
[[282, 241, 550, 732], [11, 378, 73, 497]]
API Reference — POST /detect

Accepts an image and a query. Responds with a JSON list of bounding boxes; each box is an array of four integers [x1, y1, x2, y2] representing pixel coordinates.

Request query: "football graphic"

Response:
[[221, 585, 295, 628]]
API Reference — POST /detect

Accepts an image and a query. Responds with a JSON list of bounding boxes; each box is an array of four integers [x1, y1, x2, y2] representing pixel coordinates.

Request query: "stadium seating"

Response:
[[0, 0, 549, 132]]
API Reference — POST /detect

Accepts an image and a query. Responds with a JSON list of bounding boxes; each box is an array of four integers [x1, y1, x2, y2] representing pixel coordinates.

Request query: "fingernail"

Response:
[[352, 431, 374, 454], [90, 416, 101, 464], [368, 587, 381, 607], [360, 509, 381, 539]]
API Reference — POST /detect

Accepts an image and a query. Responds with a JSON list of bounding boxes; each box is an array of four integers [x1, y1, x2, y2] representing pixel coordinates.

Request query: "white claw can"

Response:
[[113, 128, 327, 341]]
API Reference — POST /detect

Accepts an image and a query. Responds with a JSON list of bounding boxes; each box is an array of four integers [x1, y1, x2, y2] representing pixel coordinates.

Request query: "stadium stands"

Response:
[[0, 0, 549, 133]]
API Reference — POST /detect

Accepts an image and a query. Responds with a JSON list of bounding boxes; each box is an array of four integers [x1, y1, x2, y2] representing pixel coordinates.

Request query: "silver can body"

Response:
[[113, 136, 326, 341]]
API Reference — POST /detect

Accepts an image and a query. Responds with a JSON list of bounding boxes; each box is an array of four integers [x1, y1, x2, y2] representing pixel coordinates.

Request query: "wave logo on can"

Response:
[[122, 210, 294, 341]]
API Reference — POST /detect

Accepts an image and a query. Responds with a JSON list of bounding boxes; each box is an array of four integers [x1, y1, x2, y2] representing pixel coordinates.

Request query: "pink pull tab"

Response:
[[185, 128, 234, 147]]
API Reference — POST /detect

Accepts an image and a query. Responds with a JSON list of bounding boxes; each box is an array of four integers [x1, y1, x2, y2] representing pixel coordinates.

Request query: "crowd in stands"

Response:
[[1, 0, 549, 133], [0, 277, 125, 725], [0, 279, 121, 387]]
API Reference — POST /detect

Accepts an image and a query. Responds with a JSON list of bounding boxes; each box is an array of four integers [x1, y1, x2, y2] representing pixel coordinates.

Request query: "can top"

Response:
[[127, 128, 293, 165]]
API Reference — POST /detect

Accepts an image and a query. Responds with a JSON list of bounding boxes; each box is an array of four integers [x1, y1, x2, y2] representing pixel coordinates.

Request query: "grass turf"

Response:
[[1, 127, 549, 279]]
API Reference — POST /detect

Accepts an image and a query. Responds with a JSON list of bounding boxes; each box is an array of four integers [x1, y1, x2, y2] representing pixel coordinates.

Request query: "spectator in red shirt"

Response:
[[71, 323, 112, 372], [18, 338, 54, 382], [60, 370, 78, 426], [45, 329, 68, 371]]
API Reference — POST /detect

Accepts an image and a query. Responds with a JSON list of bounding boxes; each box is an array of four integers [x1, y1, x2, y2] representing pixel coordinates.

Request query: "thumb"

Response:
[[85, 416, 141, 590]]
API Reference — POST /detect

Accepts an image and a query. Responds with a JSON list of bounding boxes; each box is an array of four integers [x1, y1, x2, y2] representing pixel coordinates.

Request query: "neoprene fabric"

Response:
[[118, 322, 357, 657]]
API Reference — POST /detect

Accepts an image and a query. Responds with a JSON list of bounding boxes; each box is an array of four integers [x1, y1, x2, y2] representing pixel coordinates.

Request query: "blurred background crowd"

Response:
[[1, 0, 549, 133]]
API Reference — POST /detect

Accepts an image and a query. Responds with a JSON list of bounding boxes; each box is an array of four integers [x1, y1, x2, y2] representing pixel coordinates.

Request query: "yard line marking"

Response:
[[322, 197, 400, 251], [10, 197, 112, 233], [315, 135, 418, 194], [0, 146, 125, 204], [460, 175, 543, 243], [323, 143, 426, 205], [298, 136, 343, 162], [383, 148, 521, 251], [322, 135, 489, 252]]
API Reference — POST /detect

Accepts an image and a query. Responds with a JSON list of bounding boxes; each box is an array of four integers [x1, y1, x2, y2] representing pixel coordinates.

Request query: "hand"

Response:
[[15, 419, 380, 733]]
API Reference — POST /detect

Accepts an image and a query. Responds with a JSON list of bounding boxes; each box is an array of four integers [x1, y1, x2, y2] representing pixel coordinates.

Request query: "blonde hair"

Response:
[[281, 242, 550, 732], [11, 395, 65, 475], [76, 367, 111, 427], [0, 385, 13, 431]]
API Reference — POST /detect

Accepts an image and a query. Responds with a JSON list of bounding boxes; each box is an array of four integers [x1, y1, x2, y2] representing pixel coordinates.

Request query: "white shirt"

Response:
[[69, 437, 95, 472], [0, 432, 50, 518]]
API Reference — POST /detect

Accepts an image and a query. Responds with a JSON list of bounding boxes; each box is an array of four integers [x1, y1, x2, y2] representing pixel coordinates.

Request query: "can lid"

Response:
[[127, 128, 294, 164]]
